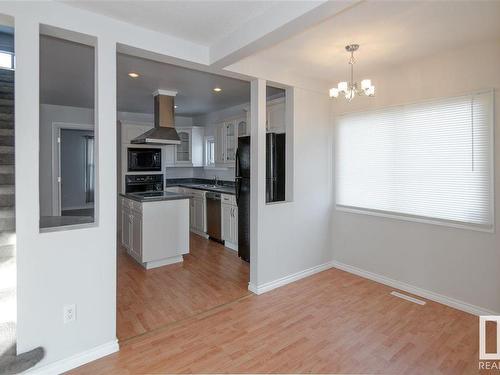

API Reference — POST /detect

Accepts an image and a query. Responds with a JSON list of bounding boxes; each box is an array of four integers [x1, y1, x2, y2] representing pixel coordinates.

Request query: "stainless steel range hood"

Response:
[[131, 89, 181, 145]]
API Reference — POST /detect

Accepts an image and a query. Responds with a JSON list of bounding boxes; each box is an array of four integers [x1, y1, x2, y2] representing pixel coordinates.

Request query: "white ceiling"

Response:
[[235, 1, 500, 86], [63, 0, 283, 46], [117, 53, 251, 116]]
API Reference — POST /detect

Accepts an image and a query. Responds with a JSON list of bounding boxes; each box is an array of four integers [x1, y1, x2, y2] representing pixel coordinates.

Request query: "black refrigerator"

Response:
[[235, 133, 286, 263]]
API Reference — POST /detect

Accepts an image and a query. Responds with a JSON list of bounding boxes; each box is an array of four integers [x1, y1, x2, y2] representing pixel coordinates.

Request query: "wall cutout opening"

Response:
[[39, 26, 97, 231], [266, 85, 291, 204]]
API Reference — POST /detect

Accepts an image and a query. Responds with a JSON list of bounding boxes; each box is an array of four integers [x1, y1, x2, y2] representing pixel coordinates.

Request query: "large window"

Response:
[[335, 91, 494, 230]]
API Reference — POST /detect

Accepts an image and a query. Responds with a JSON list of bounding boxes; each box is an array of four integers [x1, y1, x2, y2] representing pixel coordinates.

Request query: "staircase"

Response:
[[0, 69, 43, 374], [0, 68, 16, 327]]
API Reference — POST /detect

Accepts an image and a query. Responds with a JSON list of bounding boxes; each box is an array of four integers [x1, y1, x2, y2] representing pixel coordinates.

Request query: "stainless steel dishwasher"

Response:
[[206, 192, 222, 242]]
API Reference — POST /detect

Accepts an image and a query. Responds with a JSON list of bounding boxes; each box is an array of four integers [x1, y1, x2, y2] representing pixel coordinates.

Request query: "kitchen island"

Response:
[[120, 191, 190, 269]]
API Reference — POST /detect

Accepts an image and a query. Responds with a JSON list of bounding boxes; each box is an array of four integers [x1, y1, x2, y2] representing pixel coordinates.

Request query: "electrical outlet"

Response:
[[63, 304, 76, 324]]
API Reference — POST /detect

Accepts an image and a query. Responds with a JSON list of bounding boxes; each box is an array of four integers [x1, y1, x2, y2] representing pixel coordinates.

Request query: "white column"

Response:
[[95, 35, 118, 340], [15, 12, 40, 354], [249, 78, 266, 289]]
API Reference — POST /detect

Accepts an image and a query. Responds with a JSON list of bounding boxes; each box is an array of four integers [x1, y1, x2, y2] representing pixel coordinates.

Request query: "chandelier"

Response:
[[329, 44, 375, 101]]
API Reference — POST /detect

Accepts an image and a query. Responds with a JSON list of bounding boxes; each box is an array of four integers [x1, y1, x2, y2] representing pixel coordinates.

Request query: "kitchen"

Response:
[[116, 53, 287, 340]]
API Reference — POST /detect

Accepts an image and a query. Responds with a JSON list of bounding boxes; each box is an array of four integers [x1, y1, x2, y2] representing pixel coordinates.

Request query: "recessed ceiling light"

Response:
[[128, 72, 140, 78], [213, 87, 222, 92]]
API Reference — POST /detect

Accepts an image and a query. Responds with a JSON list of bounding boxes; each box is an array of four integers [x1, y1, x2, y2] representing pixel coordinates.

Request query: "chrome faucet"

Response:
[[213, 176, 219, 186]]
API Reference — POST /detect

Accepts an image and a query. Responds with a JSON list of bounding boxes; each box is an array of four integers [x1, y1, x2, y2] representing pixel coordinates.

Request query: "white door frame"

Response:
[[51, 122, 94, 216]]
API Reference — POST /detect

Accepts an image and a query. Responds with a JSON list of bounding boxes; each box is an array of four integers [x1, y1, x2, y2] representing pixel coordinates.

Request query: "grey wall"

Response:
[[60, 129, 94, 211], [39, 104, 94, 216], [331, 41, 500, 314]]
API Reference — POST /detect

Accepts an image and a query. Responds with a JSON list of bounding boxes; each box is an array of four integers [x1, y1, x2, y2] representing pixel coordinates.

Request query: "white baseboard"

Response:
[[248, 261, 334, 295], [332, 260, 499, 316], [190, 229, 209, 239], [27, 339, 119, 375], [145, 255, 183, 269], [224, 241, 238, 252]]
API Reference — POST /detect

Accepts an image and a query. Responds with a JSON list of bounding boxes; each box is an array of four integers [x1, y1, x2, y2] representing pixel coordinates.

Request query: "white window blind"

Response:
[[335, 91, 494, 229]]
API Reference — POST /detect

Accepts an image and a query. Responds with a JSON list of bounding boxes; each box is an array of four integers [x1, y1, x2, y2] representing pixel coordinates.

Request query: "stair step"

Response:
[[0, 129, 13, 136], [0, 208, 14, 218], [0, 86, 13, 101], [0, 244, 14, 258], [0, 147, 14, 165], [0, 218, 14, 231], [0, 232, 15, 247], [0, 113, 13, 122], [0, 165, 14, 186], [0, 106, 13, 114], [0, 135, 13, 146], [0, 72, 14, 85], [0, 120, 12, 129], [0, 98, 13, 106], [0, 208, 15, 232], [0, 174, 14, 185], [0, 186, 14, 208]]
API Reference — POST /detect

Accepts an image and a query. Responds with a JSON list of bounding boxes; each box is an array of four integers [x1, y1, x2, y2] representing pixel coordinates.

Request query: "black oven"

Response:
[[125, 174, 164, 193], [127, 148, 161, 172]]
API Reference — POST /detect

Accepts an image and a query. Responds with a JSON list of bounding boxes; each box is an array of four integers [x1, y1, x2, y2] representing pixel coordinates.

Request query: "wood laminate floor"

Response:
[[117, 233, 250, 341], [72, 263, 488, 375]]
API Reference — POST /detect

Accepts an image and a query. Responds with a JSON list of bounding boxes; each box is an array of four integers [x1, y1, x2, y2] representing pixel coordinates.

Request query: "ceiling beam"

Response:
[[209, 0, 362, 69]]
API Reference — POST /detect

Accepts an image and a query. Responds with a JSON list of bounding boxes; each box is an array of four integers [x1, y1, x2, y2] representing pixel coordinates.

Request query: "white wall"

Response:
[[1, 0, 210, 370], [331, 41, 500, 314], [251, 85, 334, 287]]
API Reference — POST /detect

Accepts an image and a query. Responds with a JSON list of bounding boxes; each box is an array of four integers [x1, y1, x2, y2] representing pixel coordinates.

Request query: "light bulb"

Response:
[[361, 79, 371, 90], [338, 81, 348, 93], [329, 88, 339, 98]]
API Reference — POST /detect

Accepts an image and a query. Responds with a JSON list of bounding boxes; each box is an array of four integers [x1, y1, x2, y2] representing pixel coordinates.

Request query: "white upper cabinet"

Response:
[[266, 98, 285, 134], [224, 120, 236, 162], [165, 127, 204, 167], [214, 123, 225, 165], [238, 118, 248, 137], [214, 117, 246, 166]]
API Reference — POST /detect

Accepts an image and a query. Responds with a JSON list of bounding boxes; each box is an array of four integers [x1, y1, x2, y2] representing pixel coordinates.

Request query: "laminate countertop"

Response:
[[120, 191, 190, 203]]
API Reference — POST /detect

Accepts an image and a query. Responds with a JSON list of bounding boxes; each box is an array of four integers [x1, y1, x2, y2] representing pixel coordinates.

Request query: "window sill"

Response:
[[335, 205, 494, 234], [39, 221, 98, 234]]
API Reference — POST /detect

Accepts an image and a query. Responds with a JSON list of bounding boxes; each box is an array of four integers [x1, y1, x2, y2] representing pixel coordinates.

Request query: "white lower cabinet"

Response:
[[121, 205, 131, 251], [221, 194, 238, 250], [183, 188, 206, 235], [121, 199, 143, 262], [120, 196, 189, 269], [130, 210, 142, 261]]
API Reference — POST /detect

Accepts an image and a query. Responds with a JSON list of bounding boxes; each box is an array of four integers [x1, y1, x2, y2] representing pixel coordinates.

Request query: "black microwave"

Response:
[[127, 148, 161, 172]]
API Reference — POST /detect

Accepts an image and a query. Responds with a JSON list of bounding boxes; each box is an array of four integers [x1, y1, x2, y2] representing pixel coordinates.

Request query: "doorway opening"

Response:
[[115, 52, 253, 342]]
